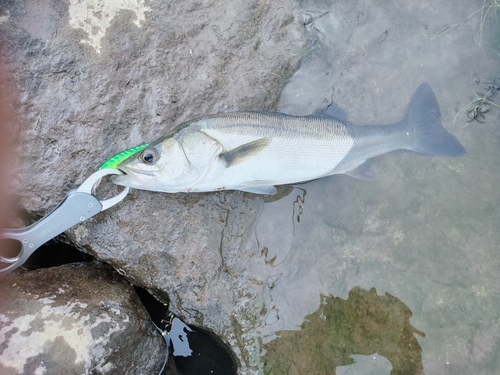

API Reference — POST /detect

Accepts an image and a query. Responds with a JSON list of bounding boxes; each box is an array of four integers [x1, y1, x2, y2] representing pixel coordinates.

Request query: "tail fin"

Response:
[[402, 83, 466, 156]]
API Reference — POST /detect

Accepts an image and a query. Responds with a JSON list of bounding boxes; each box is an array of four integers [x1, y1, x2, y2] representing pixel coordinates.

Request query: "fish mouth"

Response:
[[117, 165, 157, 177], [110, 165, 156, 188], [109, 174, 125, 186], [110, 171, 132, 187]]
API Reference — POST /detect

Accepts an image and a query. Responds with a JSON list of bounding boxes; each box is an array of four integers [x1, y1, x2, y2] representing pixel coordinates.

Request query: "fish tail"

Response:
[[401, 83, 465, 156]]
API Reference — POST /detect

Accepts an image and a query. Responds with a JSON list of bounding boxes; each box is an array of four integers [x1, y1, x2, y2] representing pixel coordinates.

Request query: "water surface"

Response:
[[247, 1, 500, 373]]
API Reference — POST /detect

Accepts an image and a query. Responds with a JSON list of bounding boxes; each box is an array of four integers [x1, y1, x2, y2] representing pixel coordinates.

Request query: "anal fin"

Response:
[[344, 159, 378, 181], [232, 180, 278, 195], [239, 185, 277, 195]]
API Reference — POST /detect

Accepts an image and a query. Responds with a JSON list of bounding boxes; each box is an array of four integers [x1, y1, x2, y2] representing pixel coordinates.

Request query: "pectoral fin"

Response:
[[220, 138, 271, 167], [344, 160, 378, 181]]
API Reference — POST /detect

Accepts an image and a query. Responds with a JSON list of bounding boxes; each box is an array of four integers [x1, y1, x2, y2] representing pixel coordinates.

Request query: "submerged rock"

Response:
[[0, 262, 165, 374], [262, 287, 425, 375]]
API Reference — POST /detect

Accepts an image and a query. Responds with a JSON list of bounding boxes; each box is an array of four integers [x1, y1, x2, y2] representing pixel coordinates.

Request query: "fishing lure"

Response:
[[100, 143, 150, 169]]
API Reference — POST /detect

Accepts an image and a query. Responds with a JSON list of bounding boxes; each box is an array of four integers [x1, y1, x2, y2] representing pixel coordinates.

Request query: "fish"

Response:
[[109, 83, 465, 195]]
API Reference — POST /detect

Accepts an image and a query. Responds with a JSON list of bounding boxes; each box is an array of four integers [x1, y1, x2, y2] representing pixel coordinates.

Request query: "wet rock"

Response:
[[0, 0, 307, 372], [0, 262, 165, 374]]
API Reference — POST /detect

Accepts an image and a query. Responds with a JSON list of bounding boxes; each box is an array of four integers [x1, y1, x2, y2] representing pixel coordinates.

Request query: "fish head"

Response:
[[112, 136, 193, 192]]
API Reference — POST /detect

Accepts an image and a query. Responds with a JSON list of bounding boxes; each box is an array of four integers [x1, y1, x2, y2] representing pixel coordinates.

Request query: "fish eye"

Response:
[[140, 147, 159, 164]]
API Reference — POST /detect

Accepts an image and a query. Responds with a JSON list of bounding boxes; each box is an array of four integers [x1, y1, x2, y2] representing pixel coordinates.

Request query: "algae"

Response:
[[263, 287, 425, 375]]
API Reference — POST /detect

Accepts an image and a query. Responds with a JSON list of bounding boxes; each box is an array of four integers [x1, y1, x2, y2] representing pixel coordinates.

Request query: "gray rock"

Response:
[[1, 0, 306, 212], [1, 0, 306, 372], [0, 262, 165, 375]]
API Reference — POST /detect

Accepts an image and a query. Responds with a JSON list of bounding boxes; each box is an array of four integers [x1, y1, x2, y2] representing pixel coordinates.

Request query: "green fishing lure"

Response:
[[100, 143, 150, 170]]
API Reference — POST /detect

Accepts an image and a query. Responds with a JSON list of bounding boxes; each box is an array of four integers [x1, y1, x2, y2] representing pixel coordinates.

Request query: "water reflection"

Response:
[[256, 188, 306, 267], [262, 287, 425, 375]]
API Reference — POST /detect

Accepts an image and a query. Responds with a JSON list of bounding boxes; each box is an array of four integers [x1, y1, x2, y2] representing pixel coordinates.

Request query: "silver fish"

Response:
[[112, 83, 465, 195]]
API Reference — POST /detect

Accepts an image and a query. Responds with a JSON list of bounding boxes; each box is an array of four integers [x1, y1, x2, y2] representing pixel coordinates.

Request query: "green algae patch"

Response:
[[262, 287, 425, 375]]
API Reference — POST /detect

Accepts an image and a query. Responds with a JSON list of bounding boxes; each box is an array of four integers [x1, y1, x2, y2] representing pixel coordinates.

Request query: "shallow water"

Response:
[[246, 1, 500, 374]]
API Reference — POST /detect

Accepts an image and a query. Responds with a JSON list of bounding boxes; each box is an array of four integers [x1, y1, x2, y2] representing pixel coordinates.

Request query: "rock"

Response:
[[0, 0, 307, 372], [0, 262, 165, 374], [1, 0, 306, 212]]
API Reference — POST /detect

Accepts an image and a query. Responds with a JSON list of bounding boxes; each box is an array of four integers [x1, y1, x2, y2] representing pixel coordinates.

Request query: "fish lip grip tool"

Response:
[[0, 169, 129, 277]]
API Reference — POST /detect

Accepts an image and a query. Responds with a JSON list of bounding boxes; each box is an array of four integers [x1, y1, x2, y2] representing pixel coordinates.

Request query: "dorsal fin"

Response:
[[312, 102, 349, 123]]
